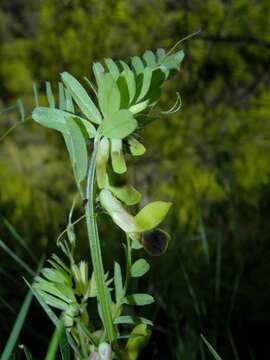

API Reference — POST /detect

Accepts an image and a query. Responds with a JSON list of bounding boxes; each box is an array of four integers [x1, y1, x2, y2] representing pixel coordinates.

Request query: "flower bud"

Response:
[[64, 304, 79, 329], [96, 137, 110, 188], [98, 342, 112, 360], [111, 139, 127, 174]]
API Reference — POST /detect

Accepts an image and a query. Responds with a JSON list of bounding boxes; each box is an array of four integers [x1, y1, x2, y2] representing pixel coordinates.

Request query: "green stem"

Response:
[[124, 235, 132, 294], [85, 141, 116, 344]]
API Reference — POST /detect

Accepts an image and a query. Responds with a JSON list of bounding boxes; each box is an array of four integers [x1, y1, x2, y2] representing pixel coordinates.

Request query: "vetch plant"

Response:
[[30, 45, 184, 359]]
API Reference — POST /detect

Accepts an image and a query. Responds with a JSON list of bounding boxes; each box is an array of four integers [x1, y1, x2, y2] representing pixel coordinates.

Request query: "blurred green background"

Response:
[[1, 0, 270, 358]]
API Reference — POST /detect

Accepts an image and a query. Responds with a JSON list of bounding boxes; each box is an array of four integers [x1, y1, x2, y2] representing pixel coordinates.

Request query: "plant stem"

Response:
[[124, 235, 132, 294], [85, 141, 116, 344]]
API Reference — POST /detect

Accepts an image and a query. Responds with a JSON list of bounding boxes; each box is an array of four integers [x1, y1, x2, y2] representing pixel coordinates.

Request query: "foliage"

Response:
[[1, 0, 270, 359], [23, 44, 183, 358]]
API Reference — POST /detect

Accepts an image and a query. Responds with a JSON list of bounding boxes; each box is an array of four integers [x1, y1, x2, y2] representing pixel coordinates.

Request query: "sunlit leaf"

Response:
[[50, 254, 70, 273], [134, 201, 172, 231], [65, 115, 88, 183], [161, 50, 184, 72], [131, 259, 150, 278], [65, 89, 74, 112], [73, 115, 96, 138], [117, 75, 130, 108], [105, 58, 120, 80], [128, 138, 146, 156], [130, 237, 143, 250], [98, 73, 120, 117], [93, 62, 105, 84], [129, 100, 149, 115], [83, 76, 98, 97], [147, 68, 166, 103], [126, 324, 151, 360], [109, 183, 141, 206], [42, 268, 71, 285], [34, 277, 75, 303], [26, 279, 58, 323], [113, 316, 153, 326], [46, 81, 56, 108], [122, 70, 136, 105], [143, 50, 157, 68], [101, 110, 137, 139], [58, 82, 66, 110], [61, 72, 101, 124], [32, 107, 67, 133], [114, 262, 124, 304], [156, 48, 166, 63], [131, 56, 145, 75], [123, 293, 154, 306], [120, 60, 130, 72], [136, 68, 152, 102], [36, 289, 68, 311]]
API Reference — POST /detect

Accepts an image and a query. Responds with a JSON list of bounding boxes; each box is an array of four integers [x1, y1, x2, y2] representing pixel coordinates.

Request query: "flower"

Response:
[[99, 189, 171, 253]]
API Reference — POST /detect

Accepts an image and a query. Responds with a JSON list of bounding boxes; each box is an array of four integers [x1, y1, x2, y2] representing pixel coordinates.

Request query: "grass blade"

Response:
[[45, 319, 64, 360], [76, 320, 99, 346], [1, 216, 38, 263], [0, 238, 34, 276], [58, 82, 66, 110], [113, 316, 153, 326], [178, 254, 201, 321], [59, 331, 71, 360], [0, 259, 44, 360], [0, 289, 34, 360], [0, 294, 17, 315], [201, 334, 223, 360], [198, 207, 210, 263]]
